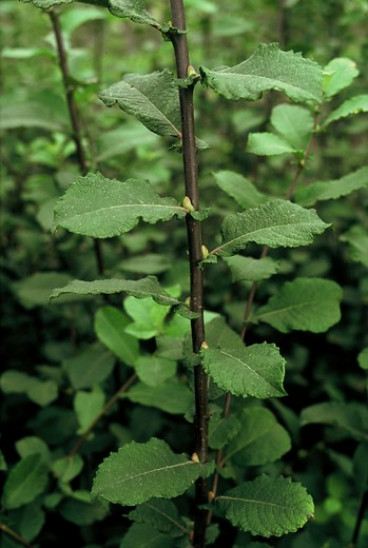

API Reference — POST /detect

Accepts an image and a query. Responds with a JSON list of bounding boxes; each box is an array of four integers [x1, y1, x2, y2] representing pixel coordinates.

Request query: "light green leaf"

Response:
[[213, 171, 269, 209], [340, 225, 368, 267], [123, 378, 192, 414], [118, 253, 172, 275], [94, 306, 139, 366], [223, 255, 279, 283], [255, 278, 343, 333], [103, 0, 159, 27], [2, 455, 49, 510], [323, 58, 359, 98], [124, 295, 172, 339], [15, 437, 51, 464], [64, 342, 115, 389], [74, 386, 105, 435], [12, 272, 71, 309], [120, 523, 175, 548], [54, 172, 185, 238], [209, 414, 241, 450], [99, 71, 180, 138], [200, 43, 323, 104], [217, 476, 314, 537], [21, 0, 74, 7], [358, 348, 368, 370], [323, 94, 368, 126], [52, 455, 84, 484], [60, 5, 106, 35], [97, 123, 159, 162], [0, 371, 58, 406], [135, 356, 176, 387], [295, 166, 368, 206], [247, 132, 296, 156], [212, 200, 329, 256], [224, 408, 291, 466], [91, 438, 214, 506], [271, 104, 314, 150], [127, 498, 187, 537], [0, 101, 66, 132], [301, 402, 368, 441], [201, 343, 286, 398]]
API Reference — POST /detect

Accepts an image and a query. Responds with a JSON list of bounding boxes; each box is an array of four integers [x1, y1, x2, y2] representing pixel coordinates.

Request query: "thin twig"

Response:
[[350, 486, 368, 547], [0, 522, 33, 548]]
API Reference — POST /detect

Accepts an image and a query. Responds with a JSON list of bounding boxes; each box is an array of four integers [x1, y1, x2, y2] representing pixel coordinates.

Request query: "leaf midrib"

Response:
[[59, 202, 185, 223], [213, 349, 277, 391], [217, 494, 294, 509], [256, 295, 331, 321]]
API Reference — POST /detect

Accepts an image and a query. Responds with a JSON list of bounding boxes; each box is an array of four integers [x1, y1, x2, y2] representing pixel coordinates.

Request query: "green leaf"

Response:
[[205, 317, 245, 351], [74, 386, 105, 434], [213, 171, 269, 209], [59, 493, 109, 525], [99, 71, 181, 138], [91, 438, 214, 506], [120, 523, 175, 548], [247, 132, 296, 156], [64, 342, 115, 389], [323, 58, 359, 98], [135, 356, 176, 387], [54, 172, 185, 238], [209, 414, 241, 450], [224, 408, 291, 466], [1, 371, 58, 406], [103, 0, 159, 27], [97, 123, 159, 162], [358, 348, 368, 370], [201, 343, 286, 398], [94, 306, 139, 366], [271, 104, 314, 150], [217, 476, 314, 537], [12, 272, 72, 309], [255, 278, 343, 333], [10, 502, 45, 543], [123, 378, 192, 414], [15, 437, 51, 464], [118, 253, 172, 275], [124, 295, 172, 339], [223, 255, 279, 283], [200, 43, 323, 104], [21, 0, 74, 7], [340, 225, 368, 267], [2, 455, 49, 510], [323, 94, 368, 125], [295, 166, 368, 206], [301, 402, 368, 441], [0, 101, 66, 132], [212, 200, 329, 256], [52, 455, 84, 484], [128, 498, 187, 537]]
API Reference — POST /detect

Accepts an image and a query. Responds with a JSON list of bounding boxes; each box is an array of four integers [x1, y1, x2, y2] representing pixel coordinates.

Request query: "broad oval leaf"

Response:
[[91, 438, 214, 505], [200, 43, 323, 104], [213, 171, 269, 209], [127, 498, 187, 537], [2, 454, 49, 510], [255, 278, 343, 333], [201, 343, 287, 398], [54, 172, 185, 238], [323, 57, 359, 98], [123, 378, 192, 415], [63, 342, 115, 389], [247, 132, 296, 156], [94, 306, 139, 366], [211, 200, 329, 256], [323, 94, 368, 126], [217, 476, 314, 537], [223, 255, 279, 283], [271, 104, 314, 150], [301, 402, 368, 441]]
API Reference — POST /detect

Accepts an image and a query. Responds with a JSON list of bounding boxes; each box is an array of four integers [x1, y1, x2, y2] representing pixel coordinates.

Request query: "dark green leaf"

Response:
[[123, 378, 192, 414], [2, 455, 49, 510], [64, 342, 116, 389], [301, 402, 368, 441], [340, 225, 368, 267], [120, 523, 175, 548], [128, 498, 187, 537]]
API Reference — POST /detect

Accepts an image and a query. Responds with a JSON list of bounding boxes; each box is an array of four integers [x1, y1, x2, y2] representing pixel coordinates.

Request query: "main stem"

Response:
[[169, 2, 208, 546]]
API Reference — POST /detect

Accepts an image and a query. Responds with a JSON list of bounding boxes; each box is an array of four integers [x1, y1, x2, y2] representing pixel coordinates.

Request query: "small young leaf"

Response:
[[224, 407, 291, 466], [91, 438, 214, 506], [127, 498, 187, 537], [213, 171, 269, 209], [212, 200, 329, 256], [301, 402, 368, 441], [255, 278, 343, 333], [52, 455, 84, 484], [323, 58, 359, 98], [200, 43, 323, 104], [295, 166, 368, 206], [2, 455, 49, 510], [201, 343, 286, 399], [123, 378, 192, 415], [271, 104, 314, 150], [340, 225, 368, 267], [54, 172, 185, 238], [135, 356, 176, 387], [247, 132, 296, 156], [124, 295, 172, 339], [223, 255, 279, 283], [94, 306, 139, 366], [74, 386, 105, 435], [323, 94, 368, 126], [217, 476, 314, 537]]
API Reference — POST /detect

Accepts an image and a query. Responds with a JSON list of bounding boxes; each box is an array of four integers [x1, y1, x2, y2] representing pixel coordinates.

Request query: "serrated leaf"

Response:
[[200, 43, 323, 104], [120, 523, 175, 548], [323, 94, 368, 126], [135, 356, 176, 387], [74, 386, 105, 434], [295, 166, 368, 206], [21, 0, 74, 7], [209, 414, 241, 450], [91, 438, 214, 506], [247, 132, 296, 156], [2, 455, 49, 510], [123, 378, 192, 414], [217, 476, 314, 537], [301, 402, 368, 441], [323, 58, 359, 98], [271, 104, 314, 150], [224, 408, 291, 466], [255, 278, 342, 333], [213, 171, 269, 209], [201, 343, 286, 398], [99, 71, 181, 138], [212, 200, 329, 256], [94, 306, 139, 366], [54, 172, 185, 238], [223, 255, 279, 283], [64, 342, 115, 389], [127, 498, 187, 537], [340, 225, 368, 267]]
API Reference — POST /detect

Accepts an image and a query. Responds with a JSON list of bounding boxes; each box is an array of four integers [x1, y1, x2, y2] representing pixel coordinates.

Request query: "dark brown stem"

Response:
[[169, 2, 208, 547], [48, 9, 104, 276], [0, 523, 33, 548], [68, 373, 137, 457]]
